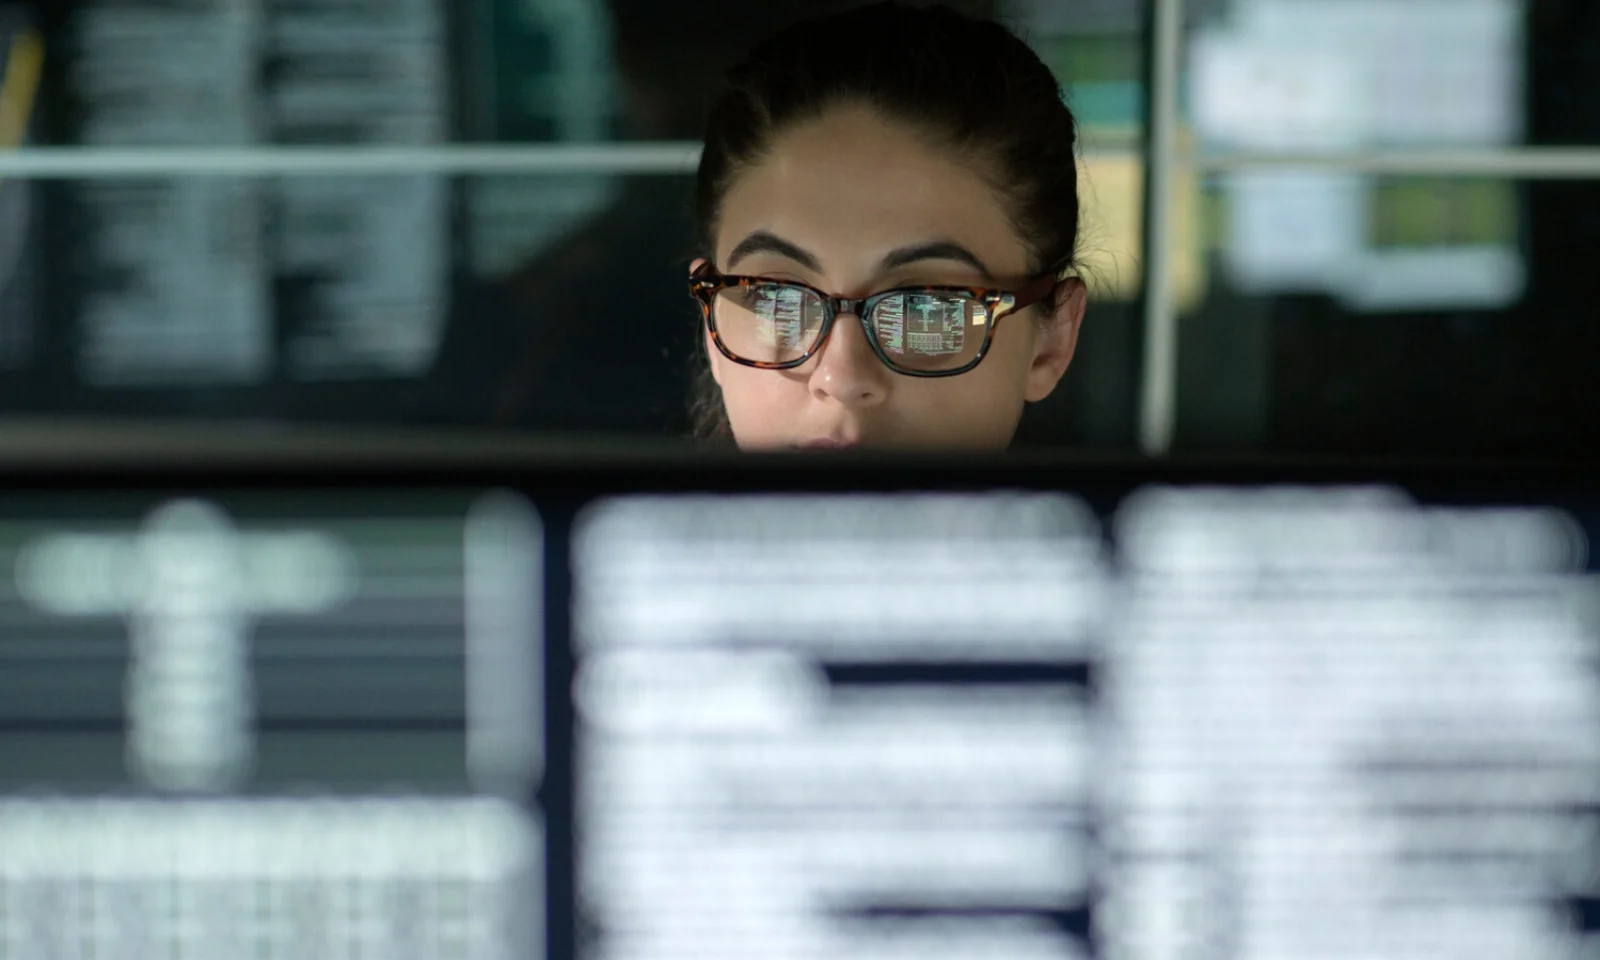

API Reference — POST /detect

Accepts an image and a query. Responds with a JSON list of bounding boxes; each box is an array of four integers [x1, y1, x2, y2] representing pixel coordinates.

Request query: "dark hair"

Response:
[[688, 1, 1082, 440]]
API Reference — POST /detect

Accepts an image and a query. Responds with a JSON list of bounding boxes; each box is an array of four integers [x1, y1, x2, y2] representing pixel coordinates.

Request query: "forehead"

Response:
[[715, 105, 1030, 277]]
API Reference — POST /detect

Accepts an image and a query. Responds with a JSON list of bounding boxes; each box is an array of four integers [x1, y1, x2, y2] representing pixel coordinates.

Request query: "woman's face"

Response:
[[701, 104, 1085, 451]]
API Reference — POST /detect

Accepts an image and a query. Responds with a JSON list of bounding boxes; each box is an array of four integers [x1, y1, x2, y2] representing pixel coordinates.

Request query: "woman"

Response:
[[687, 1, 1087, 450]]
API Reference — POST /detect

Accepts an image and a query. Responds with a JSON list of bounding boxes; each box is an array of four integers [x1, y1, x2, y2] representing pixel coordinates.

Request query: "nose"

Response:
[[808, 311, 890, 409]]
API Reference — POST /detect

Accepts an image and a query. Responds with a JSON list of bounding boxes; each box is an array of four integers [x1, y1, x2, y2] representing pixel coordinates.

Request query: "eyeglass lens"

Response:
[[713, 283, 990, 373]]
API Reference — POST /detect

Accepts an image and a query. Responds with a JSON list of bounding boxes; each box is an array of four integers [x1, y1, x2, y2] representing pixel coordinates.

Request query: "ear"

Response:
[[690, 257, 710, 276], [1024, 277, 1086, 403]]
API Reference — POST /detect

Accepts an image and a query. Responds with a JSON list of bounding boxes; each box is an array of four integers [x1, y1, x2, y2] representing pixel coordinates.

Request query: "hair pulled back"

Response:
[[690, 2, 1081, 439]]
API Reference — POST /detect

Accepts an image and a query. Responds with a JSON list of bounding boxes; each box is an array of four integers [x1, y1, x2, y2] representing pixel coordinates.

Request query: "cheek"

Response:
[[903, 324, 1035, 443], [888, 367, 1028, 448], [717, 365, 809, 443], [984, 314, 1040, 375]]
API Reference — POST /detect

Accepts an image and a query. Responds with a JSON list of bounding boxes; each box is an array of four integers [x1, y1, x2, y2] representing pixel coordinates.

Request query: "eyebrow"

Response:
[[880, 240, 994, 279], [726, 231, 995, 280], [726, 231, 821, 272]]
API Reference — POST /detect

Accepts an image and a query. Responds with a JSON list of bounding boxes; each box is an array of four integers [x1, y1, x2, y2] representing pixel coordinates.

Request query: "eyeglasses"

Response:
[[688, 262, 1064, 377]]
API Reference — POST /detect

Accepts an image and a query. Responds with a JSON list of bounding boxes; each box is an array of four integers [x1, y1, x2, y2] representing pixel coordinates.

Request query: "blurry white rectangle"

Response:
[[574, 493, 1105, 960], [574, 494, 1107, 658], [1342, 245, 1526, 312], [1270, 0, 1523, 145], [0, 796, 541, 960], [281, 176, 449, 379], [1197, 0, 1523, 148], [1223, 172, 1366, 293], [71, 0, 452, 385], [1101, 486, 1596, 960], [1191, 36, 1363, 150], [270, 0, 450, 380], [74, 2, 271, 386], [74, 2, 261, 146], [465, 491, 545, 796], [578, 686, 1092, 814], [80, 180, 271, 386]]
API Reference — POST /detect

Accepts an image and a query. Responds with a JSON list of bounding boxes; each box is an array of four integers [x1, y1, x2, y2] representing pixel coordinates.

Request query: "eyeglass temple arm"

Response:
[[1001, 269, 1069, 317]]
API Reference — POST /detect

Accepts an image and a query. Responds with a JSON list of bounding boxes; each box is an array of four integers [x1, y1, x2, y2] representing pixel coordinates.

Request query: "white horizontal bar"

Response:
[[0, 143, 706, 177], [0, 142, 1147, 179], [3, 143, 1589, 180], [1187, 147, 1600, 178]]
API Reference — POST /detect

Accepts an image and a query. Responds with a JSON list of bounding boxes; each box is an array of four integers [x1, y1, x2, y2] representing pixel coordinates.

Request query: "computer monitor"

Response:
[[0, 444, 1594, 960]]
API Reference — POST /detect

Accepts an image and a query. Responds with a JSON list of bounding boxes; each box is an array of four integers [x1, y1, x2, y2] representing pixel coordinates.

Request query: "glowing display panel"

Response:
[[574, 488, 1598, 960]]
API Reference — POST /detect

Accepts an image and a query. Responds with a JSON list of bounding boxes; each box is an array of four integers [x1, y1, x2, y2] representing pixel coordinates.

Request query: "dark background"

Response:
[[0, 0, 1592, 456]]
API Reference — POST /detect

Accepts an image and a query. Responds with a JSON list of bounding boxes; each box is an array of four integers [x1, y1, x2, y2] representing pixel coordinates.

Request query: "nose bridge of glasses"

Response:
[[813, 295, 883, 365], [811, 297, 892, 394], [829, 295, 870, 318]]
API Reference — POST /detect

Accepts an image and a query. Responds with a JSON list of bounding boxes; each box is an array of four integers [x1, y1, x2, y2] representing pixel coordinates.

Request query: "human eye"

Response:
[[870, 290, 986, 371], [729, 282, 796, 310]]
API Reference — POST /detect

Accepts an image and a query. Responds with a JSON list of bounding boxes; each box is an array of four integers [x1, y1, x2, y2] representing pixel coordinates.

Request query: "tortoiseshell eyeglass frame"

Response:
[[687, 261, 1065, 378]]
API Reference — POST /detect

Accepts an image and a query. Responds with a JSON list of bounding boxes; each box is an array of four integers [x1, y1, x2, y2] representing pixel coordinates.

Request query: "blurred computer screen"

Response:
[[0, 452, 1594, 958]]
